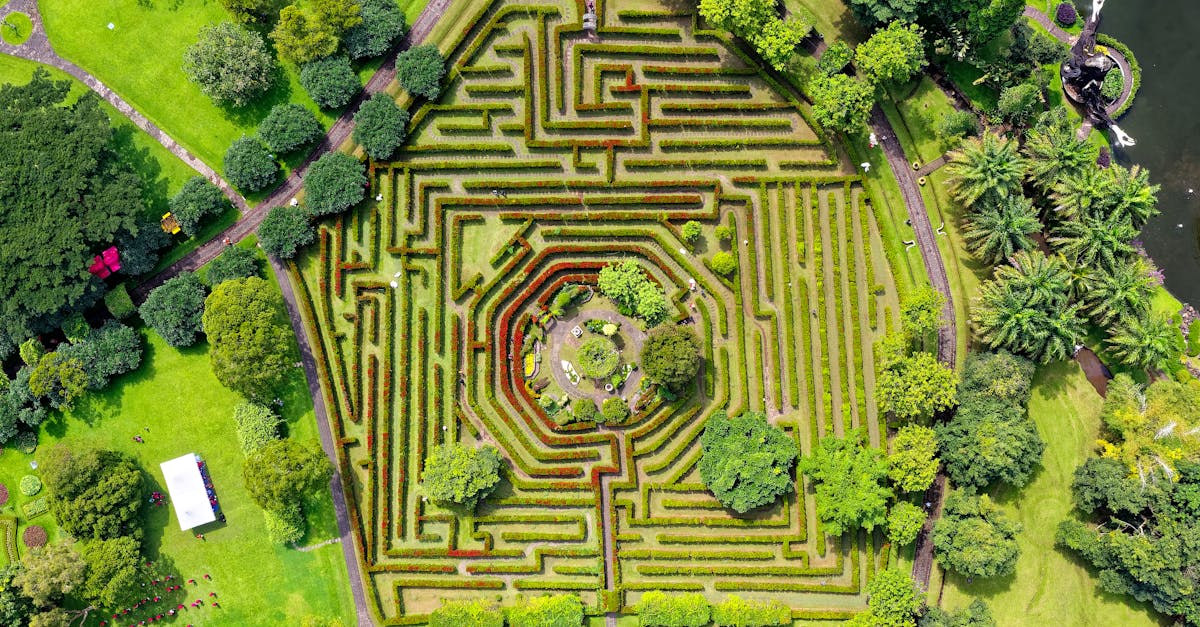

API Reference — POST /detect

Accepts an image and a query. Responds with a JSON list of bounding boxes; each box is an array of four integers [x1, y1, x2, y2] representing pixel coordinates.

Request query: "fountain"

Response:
[[1061, 0, 1136, 146]]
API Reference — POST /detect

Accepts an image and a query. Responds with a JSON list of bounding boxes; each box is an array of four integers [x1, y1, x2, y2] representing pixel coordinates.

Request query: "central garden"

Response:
[[292, 0, 901, 622]]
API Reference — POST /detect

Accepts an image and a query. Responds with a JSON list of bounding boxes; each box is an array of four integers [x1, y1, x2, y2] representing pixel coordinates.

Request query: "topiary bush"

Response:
[[223, 136, 278, 192], [300, 54, 360, 109], [715, 224, 734, 241], [681, 220, 702, 243], [571, 398, 597, 423], [397, 44, 447, 100], [1055, 2, 1077, 26], [711, 251, 737, 276], [304, 152, 367, 216], [19, 475, 41, 497], [600, 397, 629, 424], [258, 103, 323, 155], [420, 443, 503, 510], [711, 595, 791, 626], [140, 272, 208, 348], [353, 92, 410, 160], [1101, 69, 1124, 102], [577, 336, 620, 379], [104, 284, 136, 320], [170, 176, 230, 237], [258, 204, 316, 259], [22, 525, 47, 548], [506, 594, 584, 627]]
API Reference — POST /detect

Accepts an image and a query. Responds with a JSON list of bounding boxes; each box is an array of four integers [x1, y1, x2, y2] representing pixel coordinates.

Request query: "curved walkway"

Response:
[[545, 308, 646, 404], [1023, 6, 1134, 117]]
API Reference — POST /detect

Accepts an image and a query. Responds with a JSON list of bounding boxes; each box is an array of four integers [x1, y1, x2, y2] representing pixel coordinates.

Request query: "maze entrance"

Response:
[[291, 0, 901, 622]]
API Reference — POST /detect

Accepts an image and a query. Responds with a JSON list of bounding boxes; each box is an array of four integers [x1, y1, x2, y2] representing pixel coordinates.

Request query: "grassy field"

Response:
[[0, 257, 355, 625], [937, 361, 1166, 627]]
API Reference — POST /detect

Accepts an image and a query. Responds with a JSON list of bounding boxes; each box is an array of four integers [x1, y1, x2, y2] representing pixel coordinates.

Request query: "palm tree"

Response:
[[993, 250, 1073, 309], [1023, 107, 1099, 192], [1082, 259, 1155, 326], [1050, 212, 1137, 274], [945, 132, 1025, 209], [1107, 313, 1182, 373], [972, 272, 1083, 363], [961, 195, 1043, 265], [1108, 164, 1160, 229], [1051, 166, 1113, 220], [1038, 304, 1086, 363]]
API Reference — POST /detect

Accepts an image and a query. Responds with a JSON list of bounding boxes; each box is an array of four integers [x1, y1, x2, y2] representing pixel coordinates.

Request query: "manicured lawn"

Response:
[[938, 361, 1166, 627], [0, 260, 354, 625], [786, 0, 868, 46], [1, 11, 31, 45]]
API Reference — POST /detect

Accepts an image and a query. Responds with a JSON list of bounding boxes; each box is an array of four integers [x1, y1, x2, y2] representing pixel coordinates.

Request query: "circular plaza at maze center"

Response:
[[289, 0, 902, 622]]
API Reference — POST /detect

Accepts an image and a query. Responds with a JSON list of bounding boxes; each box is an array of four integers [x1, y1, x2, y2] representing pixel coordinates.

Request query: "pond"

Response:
[[1083, 0, 1200, 305]]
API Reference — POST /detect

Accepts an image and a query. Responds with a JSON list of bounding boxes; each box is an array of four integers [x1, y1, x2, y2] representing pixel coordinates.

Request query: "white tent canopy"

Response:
[[159, 453, 216, 531]]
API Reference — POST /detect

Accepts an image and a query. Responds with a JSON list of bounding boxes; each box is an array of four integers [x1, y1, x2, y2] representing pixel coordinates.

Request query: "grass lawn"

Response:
[[787, 0, 868, 46], [1, 11, 31, 45], [937, 361, 1167, 627], [0, 258, 354, 625]]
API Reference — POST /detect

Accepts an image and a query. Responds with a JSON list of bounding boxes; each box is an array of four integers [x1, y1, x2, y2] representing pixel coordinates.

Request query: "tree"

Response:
[[1050, 212, 1136, 274], [420, 443, 503, 510], [202, 276, 293, 396], [848, 569, 923, 627], [877, 352, 958, 422], [140, 272, 208, 348], [300, 55, 361, 109], [430, 599, 504, 627], [219, 0, 285, 22], [936, 396, 1043, 489], [1107, 164, 1159, 230], [19, 339, 44, 367], [945, 133, 1025, 208], [961, 195, 1041, 265], [640, 325, 702, 392], [856, 22, 927, 86], [258, 103, 323, 155], [270, 0, 362, 65], [234, 402, 281, 454], [0, 367, 47, 445], [711, 595, 790, 626], [223, 136, 278, 193], [1022, 107, 1098, 192], [42, 447, 143, 540], [81, 536, 142, 608], [344, 0, 407, 60], [933, 490, 1021, 578], [1082, 259, 1154, 327], [971, 251, 1082, 363], [571, 398, 597, 423], [258, 204, 316, 260], [183, 22, 277, 107], [1106, 313, 1181, 373], [0, 566, 34, 627], [900, 285, 945, 342], [506, 594, 584, 627], [304, 152, 367, 216], [600, 397, 629, 424], [353, 93, 409, 160], [996, 82, 1041, 127], [699, 412, 798, 513], [818, 40, 854, 75], [636, 591, 710, 627], [710, 251, 737, 276], [1094, 375, 1200, 482], [888, 425, 938, 493], [799, 429, 891, 536], [846, 0, 924, 27], [0, 71, 148, 358], [1068, 457, 1146, 516], [264, 500, 305, 544], [888, 501, 927, 546], [919, 599, 996, 627], [57, 321, 143, 390], [598, 260, 669, 324], [169, 177, 229, 238], [28, 352, 87, 410], [205, 245, 260, 286], [681, 220, 702, 243], [699, 0, 812, 70], [958, 350, 1034, 404], [808, 73, 874, 135], [750, 15, 810, 71], [243, 438, 332, 511], [397, 44, 447, 99], [13, 543, 85, 608]]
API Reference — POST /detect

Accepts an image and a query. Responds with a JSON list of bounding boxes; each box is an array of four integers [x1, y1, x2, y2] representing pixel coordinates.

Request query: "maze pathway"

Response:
[[290, 0, 901, 622]]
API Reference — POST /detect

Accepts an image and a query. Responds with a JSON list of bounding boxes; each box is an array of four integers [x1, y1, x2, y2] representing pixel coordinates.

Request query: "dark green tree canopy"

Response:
[[57, 321, 143, 390], [170, 176, 230, 238], [1068, 457, 1147, 517], [798, 428, 892, 536], [0, 71, 148, 358], [204, 244, 260, 286], [258, 103, 323, 155], [41, 446, 144, 540], [182, 22, 277, 107], [397, 44, 447, 100], [639, 325, 702, 392], [223, 136, 278, 193], [420, 443, 504, 510], [847, 569, 924, 627], [344, 0, 407, 60], [304, 152, 367, 216], [919, 599, 996, 627], [242, 438, 332, 511], [936, 395, 1043, 489], [258, 204, 317, 259], [219, 0, 287, 23], [300, 54, 361, 109], [81, 536, 144, 608], [699, 411, 799, 513], [353, 93, 410, 160], [933, 489, 1022, 578], [202, 276, 294, 396], [140, 272, 209, 348]]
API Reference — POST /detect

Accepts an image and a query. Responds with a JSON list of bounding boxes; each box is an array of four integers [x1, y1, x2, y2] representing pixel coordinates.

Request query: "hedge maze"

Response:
[[292, 0, 901, 622]]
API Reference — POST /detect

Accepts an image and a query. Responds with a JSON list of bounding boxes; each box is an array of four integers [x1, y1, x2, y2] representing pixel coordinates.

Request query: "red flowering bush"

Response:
[[1056, 3, 1077, 26], [22, 525, 47, 548]]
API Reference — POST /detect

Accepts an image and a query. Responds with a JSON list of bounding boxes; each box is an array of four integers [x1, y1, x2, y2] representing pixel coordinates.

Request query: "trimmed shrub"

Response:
[[258, 204, 316, 260], [300, 55, 360, 109], [636, 591, 711, 627], [264, 501, 304, 544], [19, 475, 41, 496], [712, 595, 791, 626], [715, 224, 734, 241], [353, 93, 410, 160], [600, 397, 629, 424], [397, 44, 447, 100], [1055, 2, 1077, 26], [711, 251, 737, 276], [571, 398, 597, 423], [171, 176, 230, 237], [22, 525, 47, 548], [304, 152, 367, 216], [205, 245, 260, 285], [258, 103, 323, 155], [1101, 69, 1124, 102], [681, 220, 702, 243], [140, 272, 208, 348], [234, 402, 281, 454], [104, 284, 136, 320], [506, 594, 584, 627], [577, 336, 620, 379], [223, 136, 278, 193], [429, 599, 504, 627], [344, 0, 407, 60]]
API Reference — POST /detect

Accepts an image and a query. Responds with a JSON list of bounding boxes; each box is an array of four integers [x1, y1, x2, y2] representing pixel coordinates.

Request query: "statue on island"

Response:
[[1060, 0, 1135, 146]]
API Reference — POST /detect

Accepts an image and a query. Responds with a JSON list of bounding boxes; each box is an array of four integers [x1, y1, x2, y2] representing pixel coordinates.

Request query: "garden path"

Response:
[[545, 308, 646, 405], [1023, 5, 1134, 116]]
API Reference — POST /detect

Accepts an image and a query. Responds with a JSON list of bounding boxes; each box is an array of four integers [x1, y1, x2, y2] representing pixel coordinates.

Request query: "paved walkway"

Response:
[[1023, 6, 1134, 117]]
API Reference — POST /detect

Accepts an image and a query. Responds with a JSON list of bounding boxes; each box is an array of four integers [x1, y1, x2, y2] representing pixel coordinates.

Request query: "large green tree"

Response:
[[936, 395, 1043, 489], [639, 325, 703, 392], [0, 566, 34, 626], [41, 447, 144, 540], [1022, 107, 1099, 192], [204, 245, 260, 286], [877, 352, 958, 422], [1082, 258, 1154, 327], [223, 136, 278, 193], [846, 569, 924, 627], [934, 490, 1021, 578], [344, 0, 408, 59], [304, 152, 367, 216], [699, 0, 813, 70], [28, 352, 87, 410], [243, 438, 332, 511], [397, 44, 447, 100], [271, 0, 362, 64], [961, 195, 1042, 265], [1094, 375, 1200, 482], [699, 412, 798, 513], [856, 21, 927, 85], [807, 73, 875, 135], [635, 591, 710, 627], [258, 103, 323, 155], [219, 0, 286, 23], [353, 93, 409, 160], [12, 544, 85, 609], [81, 536, 143, 608], [887, 501, 927, 546], [169, 177, 229, 238], [1050, 211, 1137, 274], [0, 71, 149, 358], [919, 599, 996, 627], [258, 204, 316, 259], [182, 22, 277, 107], [971, 251, 1082, 363], [139, 272, 208, 348], [598, 260, 669, 324], [300, 55, 361, 109], [202, 276, 293, 397], [798, 429, 891, 536], [420, 443, 504, 510]]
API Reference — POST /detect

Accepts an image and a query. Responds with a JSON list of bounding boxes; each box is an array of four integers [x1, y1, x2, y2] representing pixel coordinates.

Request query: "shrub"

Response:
[[300, 55, 360, 109], [712, 595, 791, 626], [1055, 2, 1077, 26], [572, 398, 597, 422], [19, 475, 41, 497], [264, 501, 304, 544], [22, 525, 47, 548], [430, 599, 504, 627], [600, 397, 629, 424], [258, 204, 316, 260], [577, 336, 620, 379], [234, 402, 281, 455], [61, 313, 90, 344], [304, 152, 367, 216], [715, 224, 735, 241], [203, 277, 294, 397], [344, 0, 407, 60], [506, 594, 584, 627], [397, 44, 447, 99], [641, 325, 702, 392], [420, 444, 503, 510], [598, 260, 668, 324], [18, 338, 43, 367], [637, 591, 711, 627], [681, 220, 702, 243], [1188, 324, 1200, 357], [104, 284, 136, 320], [1101, 69, 1124, 102], [258, 103, 323, 155], [140, 272, 208, 348], [936, 110, 979, 144], [700, 411, 798, 513], [996, 83, 1041, 127], [818, 40, 853, 75], [170, 176, 230, 237], [219, 0, 286, 23], [353, 93, 410, 160], [183, 21, 277, 107], [223, 136, 278, 193], [933, 490, 1022, 578], [710, 251, 737, 276], [28, 352, 87, 410], [205, 245, 260, 285]]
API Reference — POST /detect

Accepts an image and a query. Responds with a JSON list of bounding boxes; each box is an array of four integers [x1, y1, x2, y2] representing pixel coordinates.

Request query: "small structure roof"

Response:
[[159, 453, 216, 531]]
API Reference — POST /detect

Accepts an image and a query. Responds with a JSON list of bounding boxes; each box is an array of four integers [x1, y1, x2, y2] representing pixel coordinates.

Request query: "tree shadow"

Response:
[[217, 64, 295, 129], [111, 124, 172, 215]]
